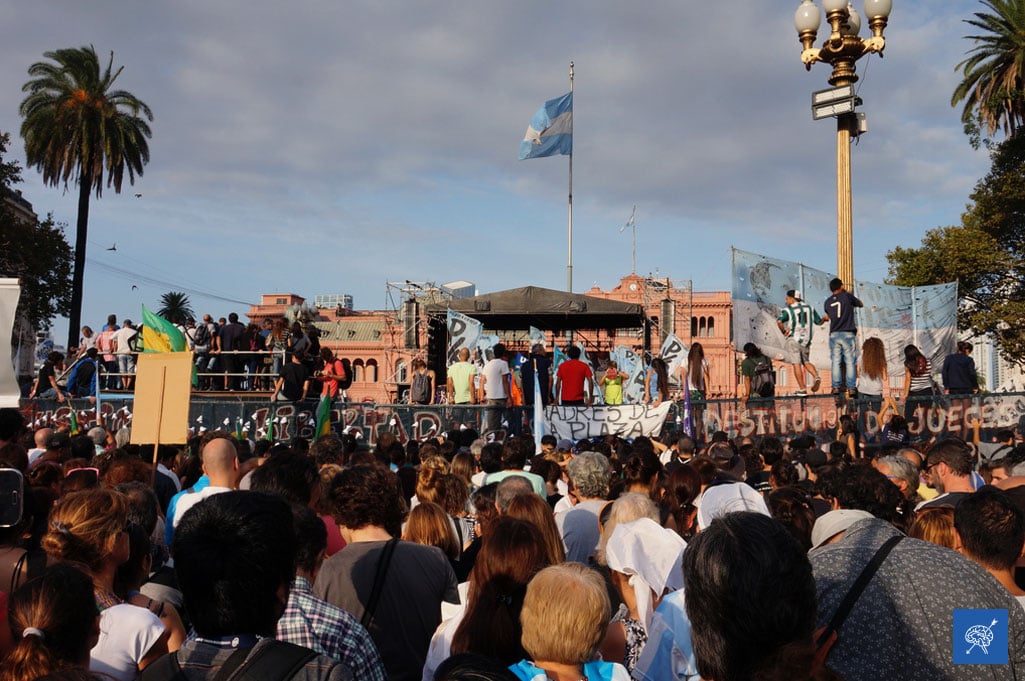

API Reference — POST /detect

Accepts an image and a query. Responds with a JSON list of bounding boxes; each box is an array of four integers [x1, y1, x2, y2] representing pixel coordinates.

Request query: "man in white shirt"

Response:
[[478, 343, 511, 435], [112, 319, 139, 390]]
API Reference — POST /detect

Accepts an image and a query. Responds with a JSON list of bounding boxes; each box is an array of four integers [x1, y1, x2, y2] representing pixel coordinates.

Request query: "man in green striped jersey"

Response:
[[777, 289, 823, 396]]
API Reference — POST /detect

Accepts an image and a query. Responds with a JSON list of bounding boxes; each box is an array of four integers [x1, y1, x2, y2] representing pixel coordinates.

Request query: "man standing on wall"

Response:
[[823, 278, 863, 398], [554, 345, 593, 407], [777, 290, 822, 396], [479, 343, 511, 435]]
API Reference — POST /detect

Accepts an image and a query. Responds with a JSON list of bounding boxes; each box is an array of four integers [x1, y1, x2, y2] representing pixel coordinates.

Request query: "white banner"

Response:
[[0, 280, 21, 408], [659, 333, 687, 375], [545, 401, 672, 440], [446, 309, 483, 367], [731, 248, 958, 378]]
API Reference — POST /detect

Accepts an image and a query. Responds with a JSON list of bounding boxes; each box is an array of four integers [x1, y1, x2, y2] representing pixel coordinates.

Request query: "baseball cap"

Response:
[[697, 482, 770, 530], [810, 509, 874, 550], [557, 439, 574, 452]]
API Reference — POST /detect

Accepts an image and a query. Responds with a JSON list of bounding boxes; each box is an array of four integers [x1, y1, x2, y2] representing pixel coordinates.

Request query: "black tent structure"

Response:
[[424, 286, 650, 378]]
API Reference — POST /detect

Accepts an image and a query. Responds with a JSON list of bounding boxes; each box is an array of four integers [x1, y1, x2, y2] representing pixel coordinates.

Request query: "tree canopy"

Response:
[[0, 132, 72, 332], [157, 291, 194, 325], [888, 133, 1025, 363], [952, 0, 1025, 141], [19, 46, 152, 351]]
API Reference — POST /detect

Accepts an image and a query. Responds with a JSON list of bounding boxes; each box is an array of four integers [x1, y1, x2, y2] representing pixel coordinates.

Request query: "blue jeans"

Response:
[[829, 331, 857, 390]]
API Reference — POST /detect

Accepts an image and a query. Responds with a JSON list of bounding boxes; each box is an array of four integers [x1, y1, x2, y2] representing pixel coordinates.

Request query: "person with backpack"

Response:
[[318, 348, 350, 399], [741, 342, 775, 403], [191, 316, 216, 390], [142, 491, 354, 681]]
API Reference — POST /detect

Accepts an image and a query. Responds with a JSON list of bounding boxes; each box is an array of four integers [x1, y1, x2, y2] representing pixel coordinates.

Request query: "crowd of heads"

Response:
[[3, 398, 1025, 681]]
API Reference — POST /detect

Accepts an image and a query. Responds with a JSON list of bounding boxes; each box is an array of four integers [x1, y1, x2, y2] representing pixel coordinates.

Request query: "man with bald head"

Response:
[[171, 436, 239, 529], [27, 427, 52, 466], [446, 347, 476, 405]]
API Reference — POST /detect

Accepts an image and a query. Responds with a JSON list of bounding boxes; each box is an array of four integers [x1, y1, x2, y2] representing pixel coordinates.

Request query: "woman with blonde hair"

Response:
[[415, 456, 450, 507], [513, 563, 629, 681], [42, 489, 169, 681], [506, 493, 566, 565], [402, 501, 459, 561], [0, 564, 99, 681], [908, 506, 957, 550]]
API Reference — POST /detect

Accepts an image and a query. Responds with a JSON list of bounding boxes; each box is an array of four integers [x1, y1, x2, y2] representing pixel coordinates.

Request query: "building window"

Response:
[[707, 316, 715, 338], [395, 360, 408, 384], [691, 316, 698, 337], [353, 359, 365, 383], [275, 297, 287, 305], [367, 359, 378, 383]]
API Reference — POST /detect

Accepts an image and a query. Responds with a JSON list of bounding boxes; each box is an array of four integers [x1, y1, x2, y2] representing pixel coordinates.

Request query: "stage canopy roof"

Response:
[[426, 285, 647, 330]]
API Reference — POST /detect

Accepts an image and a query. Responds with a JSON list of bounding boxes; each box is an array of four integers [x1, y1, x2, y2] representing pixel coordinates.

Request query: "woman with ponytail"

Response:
[[0, 564, 99, 681], [41, 489, 168, 680]]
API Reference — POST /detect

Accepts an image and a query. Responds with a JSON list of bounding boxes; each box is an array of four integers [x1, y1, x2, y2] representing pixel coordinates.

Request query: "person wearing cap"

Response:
[[777, 289, 823, 396], [822, 278, 863, 398], [810, 496, 1025, 679]]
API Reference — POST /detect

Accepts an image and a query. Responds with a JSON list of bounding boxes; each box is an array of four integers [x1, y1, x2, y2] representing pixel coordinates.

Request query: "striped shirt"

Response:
[[778, 302, 822, 346]]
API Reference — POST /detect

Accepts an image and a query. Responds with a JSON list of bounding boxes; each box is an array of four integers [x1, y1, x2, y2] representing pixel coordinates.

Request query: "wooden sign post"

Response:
[[130, 352, 193, 482]]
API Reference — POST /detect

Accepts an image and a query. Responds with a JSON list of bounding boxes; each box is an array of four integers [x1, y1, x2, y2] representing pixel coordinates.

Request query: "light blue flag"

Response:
[[519, 92, 573, 160], [533, 357, 546, 453], [529, 326, 547, 348], [553, 344, 568, 373]]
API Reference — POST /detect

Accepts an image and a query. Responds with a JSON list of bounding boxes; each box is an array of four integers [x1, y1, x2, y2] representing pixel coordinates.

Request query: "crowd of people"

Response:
[[0, 399, 1022, 680], [35, 313, 353, 401]]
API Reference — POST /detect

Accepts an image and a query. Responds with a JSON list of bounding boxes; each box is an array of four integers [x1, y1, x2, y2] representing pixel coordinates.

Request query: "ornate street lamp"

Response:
[[794, 0, 892, 285]]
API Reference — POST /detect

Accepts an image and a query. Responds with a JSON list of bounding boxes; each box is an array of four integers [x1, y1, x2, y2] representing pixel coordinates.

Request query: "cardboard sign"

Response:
[[130, 352, 194, 445]]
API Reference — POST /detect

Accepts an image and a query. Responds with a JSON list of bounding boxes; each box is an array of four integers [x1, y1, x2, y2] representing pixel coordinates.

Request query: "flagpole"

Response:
[[567, 61, 574, 293]]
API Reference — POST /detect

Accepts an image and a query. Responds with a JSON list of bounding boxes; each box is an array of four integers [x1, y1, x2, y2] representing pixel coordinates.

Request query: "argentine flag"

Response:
[[519, 92, 573, 160]]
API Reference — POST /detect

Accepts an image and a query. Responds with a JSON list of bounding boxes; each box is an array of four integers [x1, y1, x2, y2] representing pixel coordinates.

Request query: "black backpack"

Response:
[[192, 324, 210, 351], [337, 358, 353, 390], [139, 640, 317, 681], [750, 356, 775, 397]]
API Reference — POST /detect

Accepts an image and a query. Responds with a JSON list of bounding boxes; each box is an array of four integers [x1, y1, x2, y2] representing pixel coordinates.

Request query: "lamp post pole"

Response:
[[794, 0, 891, 285]]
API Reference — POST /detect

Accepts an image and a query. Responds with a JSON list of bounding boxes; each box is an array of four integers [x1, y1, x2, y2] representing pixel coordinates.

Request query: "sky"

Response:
[[0, 1, 996, 348]]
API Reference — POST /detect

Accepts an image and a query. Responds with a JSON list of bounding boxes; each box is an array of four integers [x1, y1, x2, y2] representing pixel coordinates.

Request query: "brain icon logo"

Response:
[[965, 619, 999, 655]]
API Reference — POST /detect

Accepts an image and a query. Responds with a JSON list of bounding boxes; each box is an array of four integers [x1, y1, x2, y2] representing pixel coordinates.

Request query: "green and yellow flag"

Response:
[[314, 394, 332, 440], [141, 305, 187, 353]]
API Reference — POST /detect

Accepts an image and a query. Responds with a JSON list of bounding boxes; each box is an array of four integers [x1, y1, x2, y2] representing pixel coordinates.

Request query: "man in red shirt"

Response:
[[555, 345, 594, 406]]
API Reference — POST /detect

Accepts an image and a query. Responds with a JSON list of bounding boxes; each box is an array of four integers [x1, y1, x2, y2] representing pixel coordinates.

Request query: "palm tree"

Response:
[[157, 291, 194, 325], [951, 0, 1025, 139], [19, 46, 153, 351]]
